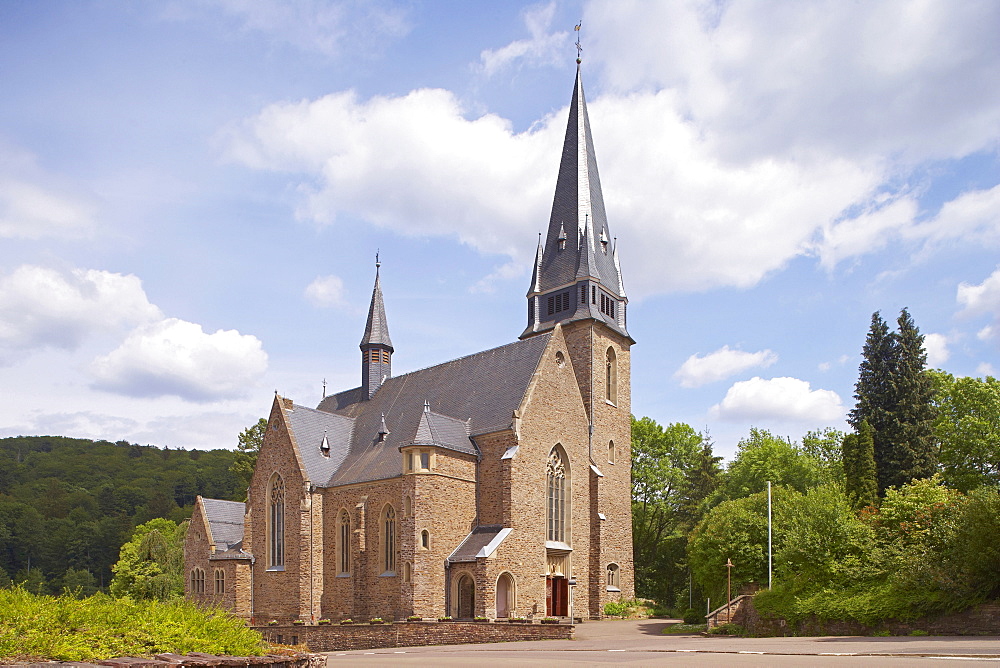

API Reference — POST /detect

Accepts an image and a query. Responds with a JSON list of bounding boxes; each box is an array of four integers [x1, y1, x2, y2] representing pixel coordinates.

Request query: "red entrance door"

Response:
[[545, 576, 568, 617]]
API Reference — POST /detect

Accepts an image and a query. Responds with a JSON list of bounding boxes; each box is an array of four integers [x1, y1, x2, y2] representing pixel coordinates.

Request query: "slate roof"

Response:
[[309, 334, 551, 486], [283, 403, 355, 485], [201, 498, 245, 553], [522, 65, 631, 341], [410, 409, 475, 456], [360, 265, 393, 350], [447, 525, 509, 563]]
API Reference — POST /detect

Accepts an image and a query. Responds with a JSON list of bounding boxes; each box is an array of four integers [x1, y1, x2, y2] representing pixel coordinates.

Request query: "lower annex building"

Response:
[[184, 64, 635, 622]]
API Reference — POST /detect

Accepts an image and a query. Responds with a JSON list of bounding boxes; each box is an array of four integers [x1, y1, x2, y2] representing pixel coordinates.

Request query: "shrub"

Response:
[[604, 600, 628, 617], [682, 608, 703, 624]]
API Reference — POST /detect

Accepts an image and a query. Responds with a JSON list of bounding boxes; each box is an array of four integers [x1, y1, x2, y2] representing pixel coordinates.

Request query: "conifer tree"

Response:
[[843, 420, 878, 509], [849, 309, 937, 495], [890, 308, 937, 485], [849, 312, 896, 493]]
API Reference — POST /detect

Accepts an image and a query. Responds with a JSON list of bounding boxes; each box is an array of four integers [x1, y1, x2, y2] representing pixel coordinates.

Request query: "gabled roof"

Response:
[[360, 264, 393, 350], [447, 525, 512, 563], [201, 498, 245, 553], [310, 333, 551, 486]]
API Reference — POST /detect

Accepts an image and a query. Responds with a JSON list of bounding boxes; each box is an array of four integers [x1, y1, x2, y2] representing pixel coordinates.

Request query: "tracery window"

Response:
[[382, 505, 396, 574], [268, 474, 285, 569], [606, 347, 618, 405], [607, 563, 620, 588], [546, 446, 569, 543], [338, 509, 351, 575], [214, 568, 225, 594]]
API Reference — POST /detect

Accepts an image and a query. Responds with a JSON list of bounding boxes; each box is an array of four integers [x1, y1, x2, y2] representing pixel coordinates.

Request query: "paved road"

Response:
[[324, 618, 1000, 666]]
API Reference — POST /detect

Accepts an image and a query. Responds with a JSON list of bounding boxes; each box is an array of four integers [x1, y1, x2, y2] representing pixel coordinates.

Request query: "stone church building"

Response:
[[184, 66, 635, 622]]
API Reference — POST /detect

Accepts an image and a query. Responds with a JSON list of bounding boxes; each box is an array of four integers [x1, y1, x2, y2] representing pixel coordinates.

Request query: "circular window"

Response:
[[555, 351, 566, 368]]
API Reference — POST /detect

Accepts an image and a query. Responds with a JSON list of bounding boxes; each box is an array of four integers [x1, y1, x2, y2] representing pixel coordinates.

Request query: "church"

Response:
[[184, 64, 635, 622]]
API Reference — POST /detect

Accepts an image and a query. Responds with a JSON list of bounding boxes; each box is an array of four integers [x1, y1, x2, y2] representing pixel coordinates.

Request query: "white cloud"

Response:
[[923, 333, 950, 367], [674, 345, 777, 388], [711, 376, 844, 423], [90, 317, 268, 402], [304, 274, 347, 307], [226, 1, 1000, 298], [0, 265, 162, 362], [977, 362, 997, 377], [0, 144, 97, 240], [470, 261, 524, 294], [958, 267, 1000, 344], [477, 3, 570, 76]]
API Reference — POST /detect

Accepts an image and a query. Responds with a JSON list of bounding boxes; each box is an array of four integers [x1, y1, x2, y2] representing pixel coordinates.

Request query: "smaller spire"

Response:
[[378, 413, 390, 442], [528, 232, 544, 295], [558, 222, 567, 250], [320, 430, 330, 456]]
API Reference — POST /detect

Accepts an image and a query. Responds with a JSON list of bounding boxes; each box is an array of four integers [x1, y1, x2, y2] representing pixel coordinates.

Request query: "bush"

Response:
[[604, 600, 629, 617], [682, 608, 703, 624], [0, 587, 264, 662]]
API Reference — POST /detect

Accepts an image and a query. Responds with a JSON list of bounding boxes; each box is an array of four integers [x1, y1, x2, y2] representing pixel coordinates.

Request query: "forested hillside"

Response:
[[0, 436, 242, 594]]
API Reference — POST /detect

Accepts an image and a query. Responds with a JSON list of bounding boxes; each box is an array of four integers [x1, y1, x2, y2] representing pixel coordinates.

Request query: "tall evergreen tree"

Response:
[[849, 312, 896, 493], [849, 309, 937, 495], [843, 420, 878, 509]]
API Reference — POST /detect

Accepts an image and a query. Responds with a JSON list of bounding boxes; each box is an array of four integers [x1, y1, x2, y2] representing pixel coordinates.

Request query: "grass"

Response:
[[661, 623, 707, 635], [0, 587, 266, 662]]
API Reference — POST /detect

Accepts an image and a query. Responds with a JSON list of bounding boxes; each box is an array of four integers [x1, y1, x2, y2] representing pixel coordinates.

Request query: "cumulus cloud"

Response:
[[977, 362, 997, 377], [304, 274, 347, 307], [711, 376, 844, 423], [674, 345, 777, 388], [957, 267, 1000, 343], [90, 318, 268, 401], [923, 333, 950, 367], [0, 144, 97, 239], [477, 3, 570, 76], [0, 265, 162, 361], [225, 1, 1000, 298]]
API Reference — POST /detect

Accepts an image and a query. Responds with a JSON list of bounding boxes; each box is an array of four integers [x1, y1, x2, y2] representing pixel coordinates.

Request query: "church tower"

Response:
[[360, 258, 393, 399]]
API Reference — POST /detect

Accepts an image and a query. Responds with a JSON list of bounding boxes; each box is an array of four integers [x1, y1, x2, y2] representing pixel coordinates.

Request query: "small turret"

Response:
[[360, 256, 393, 399]]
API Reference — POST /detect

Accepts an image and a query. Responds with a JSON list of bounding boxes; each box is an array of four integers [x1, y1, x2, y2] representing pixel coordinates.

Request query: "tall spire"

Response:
[[360, 255, 393, 399], [521, 63, 630, 341]]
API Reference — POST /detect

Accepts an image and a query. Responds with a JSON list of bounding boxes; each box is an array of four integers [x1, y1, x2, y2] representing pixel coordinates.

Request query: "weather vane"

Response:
[[574, 20, 583, 63]]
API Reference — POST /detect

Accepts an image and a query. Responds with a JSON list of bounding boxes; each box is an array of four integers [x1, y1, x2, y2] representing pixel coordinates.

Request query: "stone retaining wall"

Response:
[[257, 620, 573, 652], [734, 598, 1000, 636]]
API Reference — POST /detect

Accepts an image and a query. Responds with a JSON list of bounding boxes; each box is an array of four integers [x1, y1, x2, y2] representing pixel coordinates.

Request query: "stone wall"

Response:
[[734, 597, 1000, 636], [257, 621, 573, 652]]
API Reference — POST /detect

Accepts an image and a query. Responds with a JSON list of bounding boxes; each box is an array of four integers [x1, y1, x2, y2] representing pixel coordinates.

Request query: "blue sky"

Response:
[[1, 1, 998, 460]]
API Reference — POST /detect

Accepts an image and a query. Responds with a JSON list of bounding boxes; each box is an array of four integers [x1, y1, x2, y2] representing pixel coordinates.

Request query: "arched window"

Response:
[[338, 509, 351, 575], [608, 440, 616, 464], [214, 568, 225, 594], [268, 474, 285, 569], [382, 505, 396, 574], [420, 529, 430, 550], [546, 446, 569, 543], [606, 347, 617, 404], [607, 563, 620, 589], [403, 562, 412, 583], [403, 495, 412, 517]]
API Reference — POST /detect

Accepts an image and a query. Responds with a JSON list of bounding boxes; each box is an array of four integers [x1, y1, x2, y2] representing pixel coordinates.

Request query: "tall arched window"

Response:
[[546, 446, 569, 543], [190, 568, 205, 593], [608, 440, 616, 464], [268, 474, 285, 569], [338, 509, 351, 575], [606, 347, 617, 404], [214, 568, 225, 594], [382, 505, 396, 574]]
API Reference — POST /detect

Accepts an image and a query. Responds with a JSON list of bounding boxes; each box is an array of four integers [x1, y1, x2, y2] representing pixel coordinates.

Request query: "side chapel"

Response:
[[184, 64, 635, 621]]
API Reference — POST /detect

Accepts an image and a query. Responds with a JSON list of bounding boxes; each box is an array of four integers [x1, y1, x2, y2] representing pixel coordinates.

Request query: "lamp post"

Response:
[[725, 558, 734, 623], [568, 577, 577, 623]]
